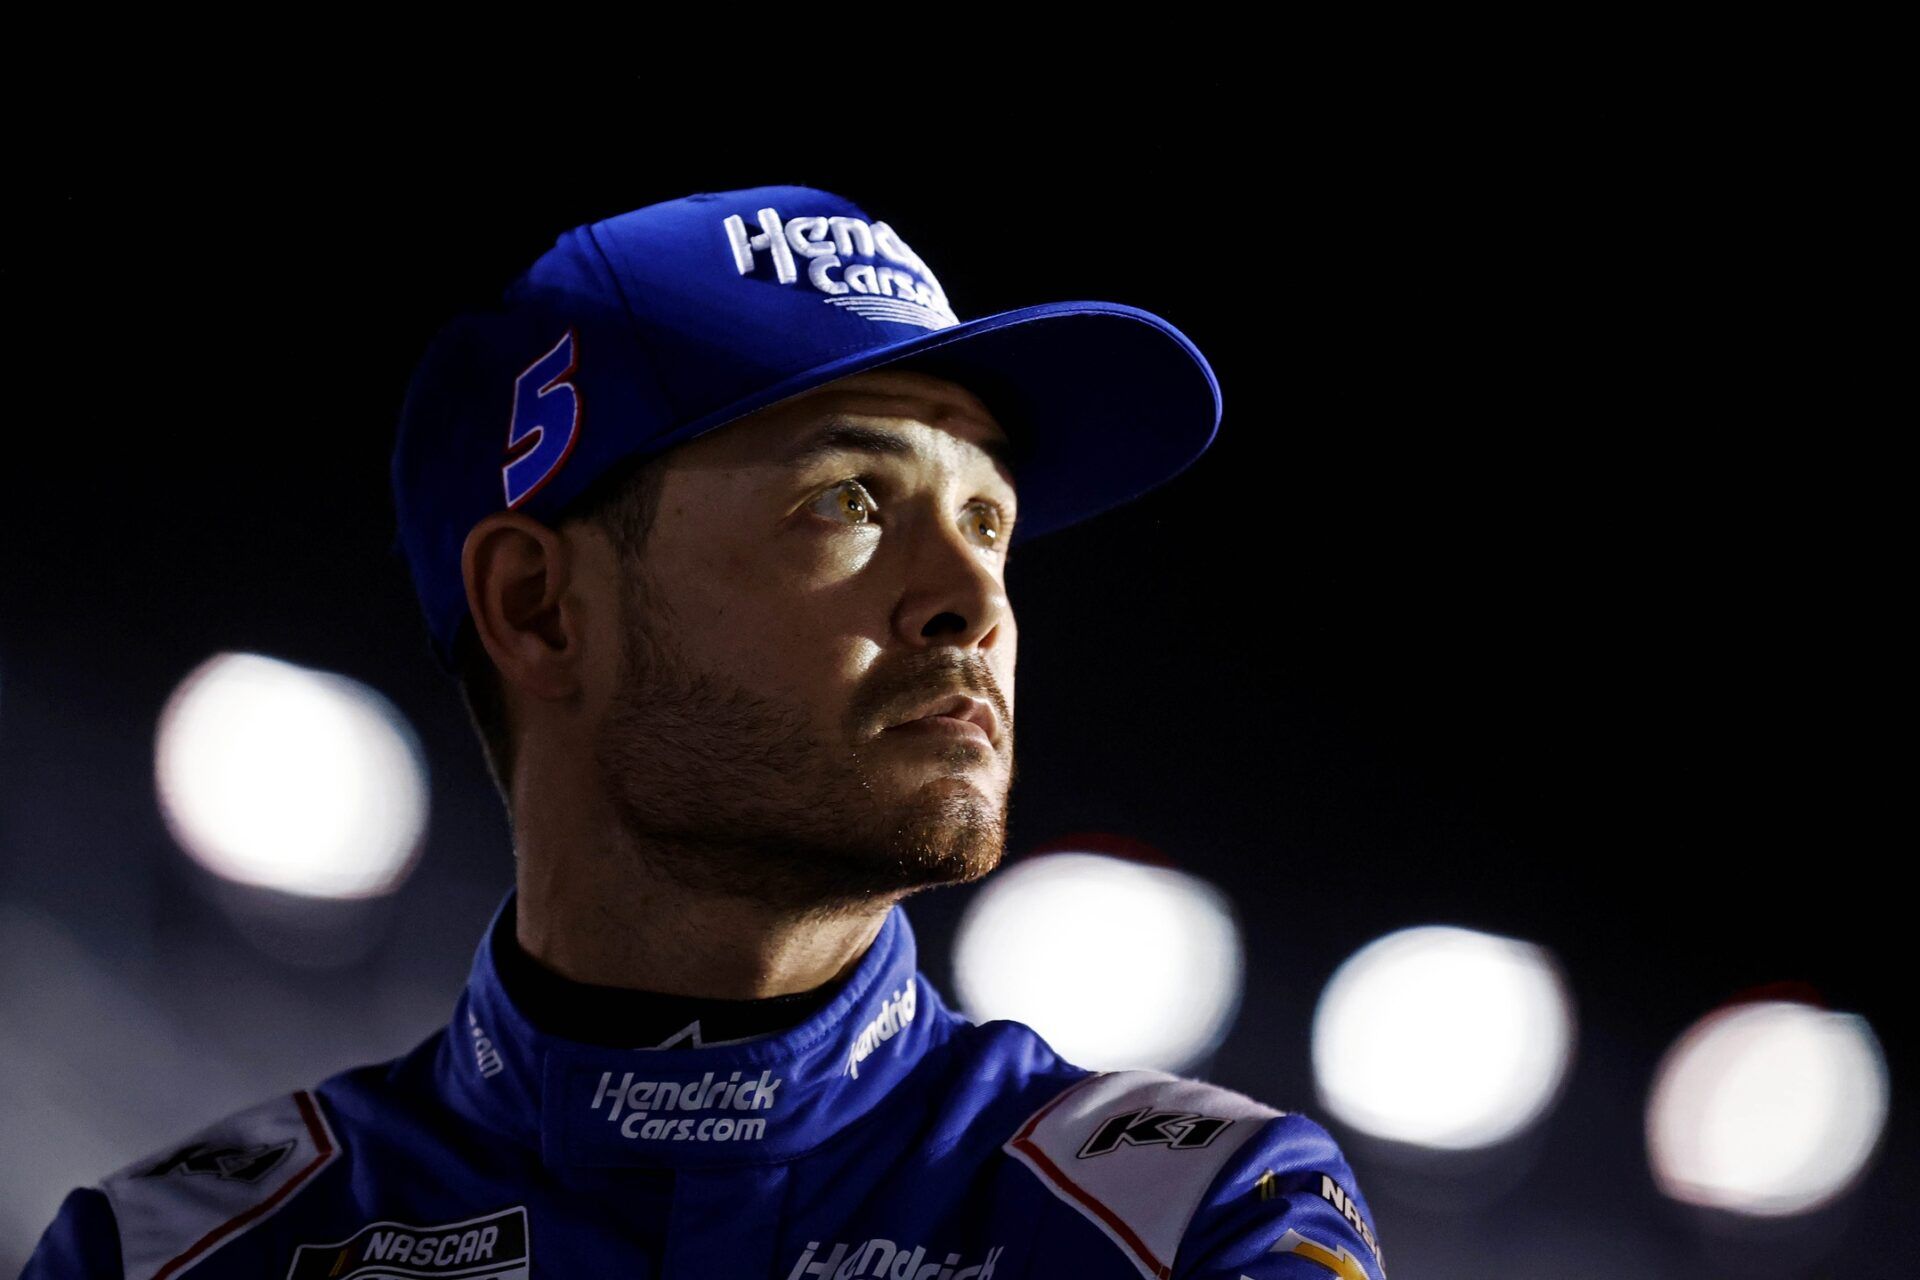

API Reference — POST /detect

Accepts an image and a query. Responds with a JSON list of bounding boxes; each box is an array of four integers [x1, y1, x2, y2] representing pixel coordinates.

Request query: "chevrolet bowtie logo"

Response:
[[1265, 1229, 1370, 1280]]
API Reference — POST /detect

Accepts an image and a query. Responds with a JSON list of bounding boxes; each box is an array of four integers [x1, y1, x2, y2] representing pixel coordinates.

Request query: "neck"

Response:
[[513, 845, 895, 1001]]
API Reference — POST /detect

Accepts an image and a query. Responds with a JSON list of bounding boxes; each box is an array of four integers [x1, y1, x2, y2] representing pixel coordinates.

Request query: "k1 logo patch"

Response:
[[1077, 1105, 1234, 1157], [286, 1206, 529, 1280], [139, 1138, 294, 1183]]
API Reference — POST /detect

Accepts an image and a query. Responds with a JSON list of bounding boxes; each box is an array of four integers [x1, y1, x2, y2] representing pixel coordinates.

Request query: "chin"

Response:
[[880, 788, 1007, 890]]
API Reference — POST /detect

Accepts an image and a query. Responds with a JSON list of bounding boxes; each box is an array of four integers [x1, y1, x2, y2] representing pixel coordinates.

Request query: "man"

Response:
[[25, 184, 1389, 1279]]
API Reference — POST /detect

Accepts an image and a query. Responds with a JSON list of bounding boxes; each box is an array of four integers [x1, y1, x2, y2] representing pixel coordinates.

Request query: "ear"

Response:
[[461, 512, 586, 704]]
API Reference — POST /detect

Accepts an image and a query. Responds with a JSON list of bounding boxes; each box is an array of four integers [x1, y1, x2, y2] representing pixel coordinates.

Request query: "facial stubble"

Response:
[[590, 565, 1011, 916]]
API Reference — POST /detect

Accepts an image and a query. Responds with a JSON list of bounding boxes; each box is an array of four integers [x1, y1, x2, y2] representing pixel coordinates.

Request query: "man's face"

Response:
[[581, 368, 1019, 913]]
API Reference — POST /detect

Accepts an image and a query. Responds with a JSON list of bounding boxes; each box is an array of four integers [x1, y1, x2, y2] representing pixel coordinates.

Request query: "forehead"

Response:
[[678, 369, 1015, 476]]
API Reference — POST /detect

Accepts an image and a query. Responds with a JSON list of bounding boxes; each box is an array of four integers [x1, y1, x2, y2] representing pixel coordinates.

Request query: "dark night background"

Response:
[[3, 83, 1904, 1276]]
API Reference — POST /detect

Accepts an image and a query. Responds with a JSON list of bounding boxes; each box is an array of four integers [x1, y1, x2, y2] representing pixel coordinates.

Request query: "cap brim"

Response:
[[620, 300, 1223, 547]]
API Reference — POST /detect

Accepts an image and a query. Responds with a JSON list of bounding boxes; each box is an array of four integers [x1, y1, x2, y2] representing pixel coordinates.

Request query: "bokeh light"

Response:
[[1647, 999, 1888, 1217], [1312, 925, 1576, 1149], [952, 851, 1243, 1072], [154, 652, 428, 899]]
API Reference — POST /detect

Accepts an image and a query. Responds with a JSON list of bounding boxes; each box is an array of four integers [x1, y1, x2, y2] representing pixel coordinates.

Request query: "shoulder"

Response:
[[91, 1087, 341, 1280], [999, 1068, 1286, 1278], [1001, 1069, 1389, 1280], [1171, 1105, 1389, 1280], [23, 1031, 446, 1280]]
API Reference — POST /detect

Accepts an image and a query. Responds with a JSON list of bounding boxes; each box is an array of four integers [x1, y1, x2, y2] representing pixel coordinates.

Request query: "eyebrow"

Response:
[[780, 417, 1019, 478]]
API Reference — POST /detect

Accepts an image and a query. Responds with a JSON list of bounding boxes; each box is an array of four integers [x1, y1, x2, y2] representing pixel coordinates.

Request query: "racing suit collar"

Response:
[[440, 887, 938, 1170]]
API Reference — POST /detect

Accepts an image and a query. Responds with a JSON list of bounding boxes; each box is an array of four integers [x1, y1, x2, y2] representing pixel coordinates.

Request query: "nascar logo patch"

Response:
[[285, 1206, 529, 1279]]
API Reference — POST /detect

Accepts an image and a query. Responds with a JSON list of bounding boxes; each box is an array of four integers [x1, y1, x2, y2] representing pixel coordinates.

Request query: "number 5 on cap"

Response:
[[503, 328, 581, 509]]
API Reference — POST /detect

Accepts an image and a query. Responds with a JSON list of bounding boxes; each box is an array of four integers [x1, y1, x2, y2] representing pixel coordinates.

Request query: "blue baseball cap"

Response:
[[391, 183, 1222, 675]]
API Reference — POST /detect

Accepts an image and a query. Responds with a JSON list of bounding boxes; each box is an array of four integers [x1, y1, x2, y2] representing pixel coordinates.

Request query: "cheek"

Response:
[[665, 555, 881, 695], [648, 511, 901, 710], [747, 602, 889, 734], [652, 522, 789, 646]]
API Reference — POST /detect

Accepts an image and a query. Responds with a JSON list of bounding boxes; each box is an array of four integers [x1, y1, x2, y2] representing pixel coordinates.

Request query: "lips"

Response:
[[888, 693, 999, 747]]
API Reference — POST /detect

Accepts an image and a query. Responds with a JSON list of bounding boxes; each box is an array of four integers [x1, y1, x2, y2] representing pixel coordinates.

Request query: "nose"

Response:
[[890, 504, 1013, 654]]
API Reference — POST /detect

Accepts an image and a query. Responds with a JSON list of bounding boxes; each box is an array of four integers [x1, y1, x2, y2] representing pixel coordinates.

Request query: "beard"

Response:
[[590, 566, 1012, 917]]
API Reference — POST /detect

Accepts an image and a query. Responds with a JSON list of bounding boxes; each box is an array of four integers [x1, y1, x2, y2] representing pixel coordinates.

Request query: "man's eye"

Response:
[[808, 481, 1011, 552], [966, 502, 1009, 552], [810, 478, 878, 525]]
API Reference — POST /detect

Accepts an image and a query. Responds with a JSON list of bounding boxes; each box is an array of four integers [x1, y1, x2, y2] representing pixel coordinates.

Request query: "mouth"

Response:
[[886, 714, 995, 749], [886, 693, 1000, 748]]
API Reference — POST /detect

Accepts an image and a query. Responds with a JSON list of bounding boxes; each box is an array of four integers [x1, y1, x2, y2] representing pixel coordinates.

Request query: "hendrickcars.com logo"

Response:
[[589, 1068, 781, 1141]]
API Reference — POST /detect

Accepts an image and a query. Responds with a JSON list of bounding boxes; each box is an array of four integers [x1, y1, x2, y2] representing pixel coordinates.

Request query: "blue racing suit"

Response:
[[23, 889, 1389, 1279]]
